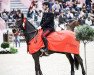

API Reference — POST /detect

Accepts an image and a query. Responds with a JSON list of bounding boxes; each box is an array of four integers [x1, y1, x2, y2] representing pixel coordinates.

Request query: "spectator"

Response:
[[12, 28, 20, 47], [89, 10, 94, 25], [32, 4, 39, 21], [82, 3, 86, 12], [27, 1, 39, 21], [9, 11, 15, 22], [52, 0, 60, 18], [78, 10, 85, 19], [62, 1, 67, 8], [2, 12, 8, 22], [58, 11, 66, 25], [91, 3, 94, 13], [58, 11, 66, 30], [66, 9, 74, 20], [2, 9, 9, 15], [76, 1, 82, 11], [9, 9, 17, 21], [85, 17, 92, 26], [14, 10, 24, 20], [72, 0, 77, 10], [85, 0, 92, 9], [36, 10, 43, 27]]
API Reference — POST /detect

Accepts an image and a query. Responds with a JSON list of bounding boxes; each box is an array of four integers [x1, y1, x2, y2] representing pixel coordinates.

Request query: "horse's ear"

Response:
[[78, 18, 81, 24]]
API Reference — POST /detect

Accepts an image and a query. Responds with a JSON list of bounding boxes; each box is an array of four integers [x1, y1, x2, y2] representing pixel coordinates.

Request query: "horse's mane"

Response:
[[17, 19, 37, 43], [69, 20, 79, 26], [26, 19, 36, 30]]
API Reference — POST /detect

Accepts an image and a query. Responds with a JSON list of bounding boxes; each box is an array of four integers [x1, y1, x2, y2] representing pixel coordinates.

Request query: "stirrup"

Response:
[[44, 51, 49, 56], [40, 52, 44, 57]]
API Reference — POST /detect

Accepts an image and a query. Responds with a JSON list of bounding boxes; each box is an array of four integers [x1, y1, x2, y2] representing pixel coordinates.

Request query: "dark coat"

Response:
[[40, 12, 54, 30], [59, 15, 66, 24]]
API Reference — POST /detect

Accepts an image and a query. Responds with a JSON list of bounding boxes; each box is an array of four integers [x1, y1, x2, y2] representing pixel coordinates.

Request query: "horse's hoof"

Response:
[[71, 71, 75, 75], [82, 71, 86, 75], [44, 52, 49, 56]]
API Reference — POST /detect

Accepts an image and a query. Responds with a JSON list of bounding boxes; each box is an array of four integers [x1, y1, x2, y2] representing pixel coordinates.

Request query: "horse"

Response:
[[16, 18, 85, 75], [66, 19, 80, 31]]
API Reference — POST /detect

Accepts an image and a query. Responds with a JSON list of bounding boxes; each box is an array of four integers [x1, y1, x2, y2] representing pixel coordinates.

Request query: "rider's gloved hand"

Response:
[[37, 26, 42, 30]]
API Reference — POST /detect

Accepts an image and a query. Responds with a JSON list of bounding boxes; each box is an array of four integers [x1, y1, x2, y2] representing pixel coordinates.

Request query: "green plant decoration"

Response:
[[75, 25, 94, 42], [1, 42, 10, 49], [75, 25, 94, 75], [10, 47, 18, 54]]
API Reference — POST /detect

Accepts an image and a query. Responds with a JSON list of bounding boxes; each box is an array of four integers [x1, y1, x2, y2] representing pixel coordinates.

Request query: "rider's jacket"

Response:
[[40, 12, 54, 30]]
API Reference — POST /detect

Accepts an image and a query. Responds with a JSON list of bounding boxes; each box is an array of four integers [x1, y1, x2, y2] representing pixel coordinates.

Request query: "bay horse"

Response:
[[66, 19, 80, 31], [16, 18, 85, 75]]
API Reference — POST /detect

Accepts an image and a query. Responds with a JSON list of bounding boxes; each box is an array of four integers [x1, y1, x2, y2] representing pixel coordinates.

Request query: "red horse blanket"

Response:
[[28, 30, 80, 54]]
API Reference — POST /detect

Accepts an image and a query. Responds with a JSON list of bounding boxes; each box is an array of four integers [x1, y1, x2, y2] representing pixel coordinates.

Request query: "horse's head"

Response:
[[16, 18, 37, 32], [16, 18, 37, 42], [66, 19, 80, 31]]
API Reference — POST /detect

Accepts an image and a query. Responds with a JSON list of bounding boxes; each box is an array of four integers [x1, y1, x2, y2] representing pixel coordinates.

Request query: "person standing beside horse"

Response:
[[12, 28, 20, 47], [37, 2, 55, 56]]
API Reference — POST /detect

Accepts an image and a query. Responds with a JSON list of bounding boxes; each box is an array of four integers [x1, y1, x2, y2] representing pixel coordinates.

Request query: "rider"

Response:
[[37, 2, 55, 56]]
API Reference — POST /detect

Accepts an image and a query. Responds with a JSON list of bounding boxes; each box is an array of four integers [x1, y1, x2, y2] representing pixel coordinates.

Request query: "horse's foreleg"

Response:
[[74, 54, 86, 75], [66, 53, 75, 75], [32, 54, 43, 75]]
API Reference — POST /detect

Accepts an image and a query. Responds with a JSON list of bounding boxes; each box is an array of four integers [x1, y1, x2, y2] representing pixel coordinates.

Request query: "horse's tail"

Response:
[[74, 55, 79, 70]]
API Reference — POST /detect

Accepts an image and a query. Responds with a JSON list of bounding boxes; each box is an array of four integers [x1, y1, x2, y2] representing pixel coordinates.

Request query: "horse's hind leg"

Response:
[[66, 53, 75, 75], [74, 54, 86, 75]]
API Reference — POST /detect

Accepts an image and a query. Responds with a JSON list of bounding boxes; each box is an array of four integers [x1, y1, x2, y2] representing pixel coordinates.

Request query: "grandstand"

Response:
[[10, 0, 28, 15]]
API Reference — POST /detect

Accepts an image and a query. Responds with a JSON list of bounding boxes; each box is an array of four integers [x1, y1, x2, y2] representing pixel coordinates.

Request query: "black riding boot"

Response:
[[42, 37, 49, 56]]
